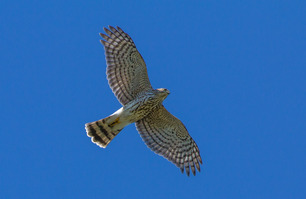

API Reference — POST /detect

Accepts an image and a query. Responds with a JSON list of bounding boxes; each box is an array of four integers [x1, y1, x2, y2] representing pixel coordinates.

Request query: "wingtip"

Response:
[[199, 157, 203, 165], [116, 26, 124, 34], [196, 163, 201, 172], [185, 166, 190, 176], [108, 25, 116, 32], [100, 39, 106, 46], [180, 167, 184, 174], [192, 167, 196, 176], [191, 164, 196, 176], [100, 33, 110, 42], [103, 26, 109, 32]]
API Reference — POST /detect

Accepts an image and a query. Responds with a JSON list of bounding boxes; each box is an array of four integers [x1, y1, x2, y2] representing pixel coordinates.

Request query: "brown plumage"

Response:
[[85, 26, 202, 176]]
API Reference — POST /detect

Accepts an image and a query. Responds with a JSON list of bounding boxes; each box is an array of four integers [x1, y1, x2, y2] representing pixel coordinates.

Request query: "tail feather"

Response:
[[85, 118, 122, 148]]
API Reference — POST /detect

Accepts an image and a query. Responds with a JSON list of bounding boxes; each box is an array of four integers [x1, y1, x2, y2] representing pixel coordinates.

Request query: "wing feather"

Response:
[[100, 26, 152, 105], [135, 106, 202, 176]]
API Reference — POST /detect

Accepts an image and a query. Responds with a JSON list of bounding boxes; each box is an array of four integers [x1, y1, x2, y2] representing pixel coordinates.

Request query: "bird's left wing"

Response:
[[135, 106, 202, 176]]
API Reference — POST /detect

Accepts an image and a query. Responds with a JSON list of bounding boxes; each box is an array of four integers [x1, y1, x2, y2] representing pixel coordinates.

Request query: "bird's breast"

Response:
[[121, 95, 161, 123]]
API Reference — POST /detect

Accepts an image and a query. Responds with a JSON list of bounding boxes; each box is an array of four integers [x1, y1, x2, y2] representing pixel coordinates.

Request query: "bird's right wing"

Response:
[[100, 26, 152, 105], [135, 106, 202, 176]]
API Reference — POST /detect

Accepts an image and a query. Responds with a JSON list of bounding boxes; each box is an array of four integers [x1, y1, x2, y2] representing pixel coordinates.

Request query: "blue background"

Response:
[[1, 1, 305, 198]]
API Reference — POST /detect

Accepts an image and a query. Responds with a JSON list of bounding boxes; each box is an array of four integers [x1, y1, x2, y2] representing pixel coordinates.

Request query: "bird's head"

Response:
[[156, 88, 170, 99]]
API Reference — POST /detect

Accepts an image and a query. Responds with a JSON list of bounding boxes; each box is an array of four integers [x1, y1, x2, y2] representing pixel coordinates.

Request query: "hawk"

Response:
[[85, 26, 202, 176]]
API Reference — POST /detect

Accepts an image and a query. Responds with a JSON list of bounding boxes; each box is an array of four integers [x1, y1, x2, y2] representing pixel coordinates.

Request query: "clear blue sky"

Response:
[[1, 1, 305, 198]]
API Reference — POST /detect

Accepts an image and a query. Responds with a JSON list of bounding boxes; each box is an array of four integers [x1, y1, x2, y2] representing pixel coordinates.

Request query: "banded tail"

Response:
[[85, 114, 127, 148]]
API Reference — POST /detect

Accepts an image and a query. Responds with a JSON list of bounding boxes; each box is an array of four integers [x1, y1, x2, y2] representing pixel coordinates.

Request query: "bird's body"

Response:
[[86, 88, 169, 147], [121, 88, 170, 124], [85, 26, 202, 176]]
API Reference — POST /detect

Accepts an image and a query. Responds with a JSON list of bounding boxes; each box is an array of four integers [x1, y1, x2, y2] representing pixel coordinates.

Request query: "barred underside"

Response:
[[87, 26, 203, 177], [100, 26, 152, 105], [136, 106, 202, 176]]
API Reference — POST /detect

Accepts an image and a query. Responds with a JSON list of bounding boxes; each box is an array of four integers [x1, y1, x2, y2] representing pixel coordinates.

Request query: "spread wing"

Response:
[[135, 106, 202, 176], [100, 26, 152, 105]]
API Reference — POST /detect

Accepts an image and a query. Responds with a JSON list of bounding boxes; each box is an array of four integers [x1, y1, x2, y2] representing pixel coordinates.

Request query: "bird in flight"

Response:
[[85, 26, 202, 176]]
